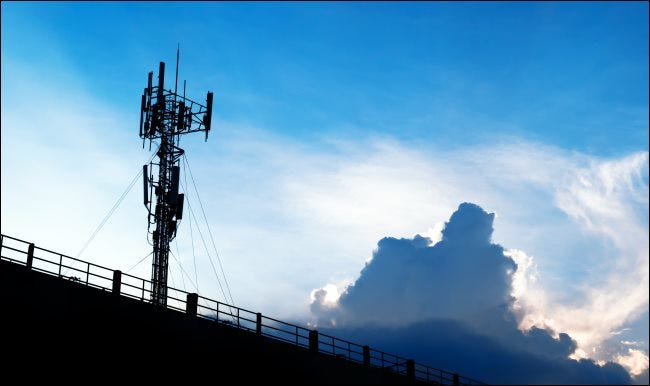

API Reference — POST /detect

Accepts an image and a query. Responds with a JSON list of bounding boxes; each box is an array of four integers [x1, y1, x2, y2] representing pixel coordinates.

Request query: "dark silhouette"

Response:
[[0, 233, 482, 384], [139, 51, 213, 307]]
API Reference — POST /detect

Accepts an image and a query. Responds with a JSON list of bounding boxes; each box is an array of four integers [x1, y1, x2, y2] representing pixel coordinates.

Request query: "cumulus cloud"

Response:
[[313, 203, 516, 327], [310, 202, 634, 384]]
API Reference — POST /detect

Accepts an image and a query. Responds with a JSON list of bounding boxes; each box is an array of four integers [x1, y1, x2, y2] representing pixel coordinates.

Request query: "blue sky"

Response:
[[2, 2, 648, 383], [3, 2, 647, 153]]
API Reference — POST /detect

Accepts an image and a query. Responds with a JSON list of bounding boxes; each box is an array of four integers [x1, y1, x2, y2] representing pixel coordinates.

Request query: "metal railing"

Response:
[[0, 233, 484, 385]]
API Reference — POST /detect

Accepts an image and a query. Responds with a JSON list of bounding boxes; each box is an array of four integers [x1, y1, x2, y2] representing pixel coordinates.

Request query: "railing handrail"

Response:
[[0, 233, 484, 385]]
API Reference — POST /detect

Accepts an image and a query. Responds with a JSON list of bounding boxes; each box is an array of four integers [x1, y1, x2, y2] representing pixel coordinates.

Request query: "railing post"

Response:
[[112, 270, 122, 295], [256, 312, 262, 336], [186, 293, 198, 316], [406, 359, 415, 381], [26, 243, 35, 270], [309, 330, 319, 353], [453, 373, 460, 386], [363, 345, 370, 366]]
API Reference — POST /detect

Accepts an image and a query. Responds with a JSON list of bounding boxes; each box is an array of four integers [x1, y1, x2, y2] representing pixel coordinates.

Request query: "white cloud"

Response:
[[310, 283, 343, 306], [615, 348, 649, 377]]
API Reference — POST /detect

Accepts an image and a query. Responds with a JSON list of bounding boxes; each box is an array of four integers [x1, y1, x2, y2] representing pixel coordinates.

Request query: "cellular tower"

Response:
[[139, 50, 213, 306]]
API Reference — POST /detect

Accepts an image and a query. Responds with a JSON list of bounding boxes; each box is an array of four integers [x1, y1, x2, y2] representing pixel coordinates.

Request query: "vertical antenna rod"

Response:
[[139, 51, 214, 306], [175, 44, 180, 98]]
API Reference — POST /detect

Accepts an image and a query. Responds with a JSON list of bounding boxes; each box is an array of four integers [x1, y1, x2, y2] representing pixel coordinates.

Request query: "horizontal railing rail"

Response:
[[0, 233, 484, 385]]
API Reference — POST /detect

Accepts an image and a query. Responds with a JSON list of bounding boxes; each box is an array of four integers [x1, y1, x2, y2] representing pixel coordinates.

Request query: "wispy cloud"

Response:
[[503, 151, 649, 372]]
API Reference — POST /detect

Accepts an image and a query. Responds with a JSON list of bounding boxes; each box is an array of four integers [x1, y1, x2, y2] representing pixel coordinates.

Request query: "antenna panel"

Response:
[[140, 92, 146, 137], [177, 101, 185, 132], [157, 62, 165, 106], [170, 166, 180, 203], [147, 71, 153, 96], [143, 165, 149, 206], [169, 220, 177, 238], [204, 92, 213, 131], [176, 193, 184, 220]]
